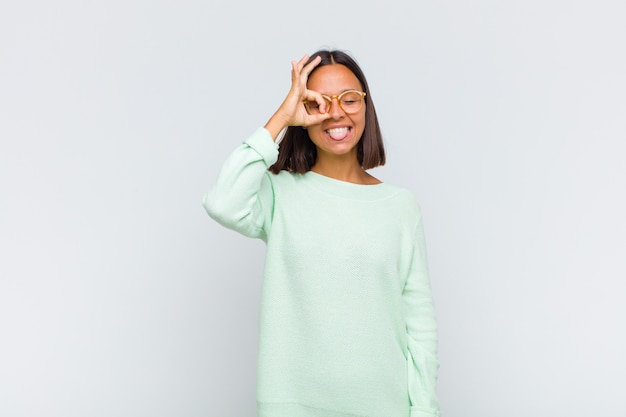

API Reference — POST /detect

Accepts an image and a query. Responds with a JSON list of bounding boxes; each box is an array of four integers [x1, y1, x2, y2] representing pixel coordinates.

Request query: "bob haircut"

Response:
[[269, 50, 385, 174]]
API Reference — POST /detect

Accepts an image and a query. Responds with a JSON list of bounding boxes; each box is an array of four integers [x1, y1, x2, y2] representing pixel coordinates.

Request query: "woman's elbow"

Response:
[[202, 191, 228, 222]]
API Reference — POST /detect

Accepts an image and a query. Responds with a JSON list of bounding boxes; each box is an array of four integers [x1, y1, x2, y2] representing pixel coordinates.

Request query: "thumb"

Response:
[[304, 112, 331, 126]]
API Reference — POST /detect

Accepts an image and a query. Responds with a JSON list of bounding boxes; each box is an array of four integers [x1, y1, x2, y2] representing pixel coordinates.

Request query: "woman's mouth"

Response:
[[325, 127, 351, 141]]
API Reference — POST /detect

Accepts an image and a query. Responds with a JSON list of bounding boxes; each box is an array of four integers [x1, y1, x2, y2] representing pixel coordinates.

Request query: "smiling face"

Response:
[[306, 64, 366, 162]]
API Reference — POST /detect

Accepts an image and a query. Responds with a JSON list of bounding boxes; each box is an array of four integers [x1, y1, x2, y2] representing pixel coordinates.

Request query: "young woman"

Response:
[[204, 50, 440, 417]]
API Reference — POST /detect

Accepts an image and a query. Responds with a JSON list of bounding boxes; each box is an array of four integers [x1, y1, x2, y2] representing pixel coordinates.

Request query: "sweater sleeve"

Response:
[[404, 213, 441, 417], [202, 127, 278, 240]]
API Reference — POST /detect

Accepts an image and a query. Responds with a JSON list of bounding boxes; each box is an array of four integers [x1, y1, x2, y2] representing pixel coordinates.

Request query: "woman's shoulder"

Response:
[[376, 182, 424, 221], [380, 181, 420, 203]]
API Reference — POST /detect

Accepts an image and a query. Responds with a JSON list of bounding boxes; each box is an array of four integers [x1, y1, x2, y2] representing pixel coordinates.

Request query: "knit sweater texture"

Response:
[[203, 128, 440, 417]]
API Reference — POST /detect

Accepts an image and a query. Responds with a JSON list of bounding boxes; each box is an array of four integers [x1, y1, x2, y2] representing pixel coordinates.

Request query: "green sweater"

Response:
[[203, 128, 440, 417]]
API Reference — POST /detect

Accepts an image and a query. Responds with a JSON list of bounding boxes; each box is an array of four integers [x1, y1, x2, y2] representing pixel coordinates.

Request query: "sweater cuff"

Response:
[[244, 127, 279, 167], [410, 406, 441, 417]]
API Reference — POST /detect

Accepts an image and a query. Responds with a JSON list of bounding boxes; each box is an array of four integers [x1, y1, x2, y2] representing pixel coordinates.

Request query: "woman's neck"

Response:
[[311, 156, 380, 185]]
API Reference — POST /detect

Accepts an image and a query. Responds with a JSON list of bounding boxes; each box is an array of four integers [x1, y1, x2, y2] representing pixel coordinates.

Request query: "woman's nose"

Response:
[[328, 98, 345, 118]]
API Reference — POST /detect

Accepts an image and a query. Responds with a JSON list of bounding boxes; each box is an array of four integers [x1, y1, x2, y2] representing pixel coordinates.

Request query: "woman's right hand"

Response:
[[264, 55, 331, 141]]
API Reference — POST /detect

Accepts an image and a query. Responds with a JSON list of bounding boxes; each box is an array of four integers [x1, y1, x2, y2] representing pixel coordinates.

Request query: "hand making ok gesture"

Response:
[[264, 55, 331, 140]]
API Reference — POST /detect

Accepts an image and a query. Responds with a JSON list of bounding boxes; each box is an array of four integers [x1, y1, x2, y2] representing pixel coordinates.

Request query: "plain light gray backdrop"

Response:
[[1, 1, 625, 416]]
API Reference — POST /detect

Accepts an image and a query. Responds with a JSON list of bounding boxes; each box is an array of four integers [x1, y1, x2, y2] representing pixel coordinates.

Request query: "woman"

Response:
[[204, 50, 440, 417]]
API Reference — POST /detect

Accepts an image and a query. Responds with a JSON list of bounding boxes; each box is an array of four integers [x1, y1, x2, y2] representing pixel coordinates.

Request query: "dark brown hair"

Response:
[[269, 50, 385, 174]]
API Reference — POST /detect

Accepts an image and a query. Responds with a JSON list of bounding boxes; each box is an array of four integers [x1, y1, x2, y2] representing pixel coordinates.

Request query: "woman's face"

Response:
[[306, 64, 366, 161]]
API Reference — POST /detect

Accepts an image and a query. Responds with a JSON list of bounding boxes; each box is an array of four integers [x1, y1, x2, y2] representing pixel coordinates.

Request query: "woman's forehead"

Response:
[[307, 64, 362, 93]]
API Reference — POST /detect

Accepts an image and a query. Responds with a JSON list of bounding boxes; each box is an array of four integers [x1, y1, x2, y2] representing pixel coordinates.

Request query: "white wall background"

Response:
[[1, 1, 624, 416]]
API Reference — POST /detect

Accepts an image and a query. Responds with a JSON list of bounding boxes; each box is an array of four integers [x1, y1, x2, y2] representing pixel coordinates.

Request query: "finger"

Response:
[[290, 60, 299, 81], [305, 112, 331, 126], [291, 55, 309, 79], [304, 89, 328, 114], [291, 55, 313, 84], [296, 54, 310, 68], [302, 55, 322, 78]]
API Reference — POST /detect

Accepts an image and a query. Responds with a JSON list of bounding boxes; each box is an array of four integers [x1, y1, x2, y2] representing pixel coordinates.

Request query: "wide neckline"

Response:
[[306, 170, 384, 187], [296, 170, 401, 202]]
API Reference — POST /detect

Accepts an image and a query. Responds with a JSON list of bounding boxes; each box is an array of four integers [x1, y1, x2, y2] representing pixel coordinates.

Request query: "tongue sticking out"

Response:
[[327, 127, 350, 141]]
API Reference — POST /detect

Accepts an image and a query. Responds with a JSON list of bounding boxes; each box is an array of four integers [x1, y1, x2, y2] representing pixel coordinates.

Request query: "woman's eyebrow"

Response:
[[320, 88, 360, 96]]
